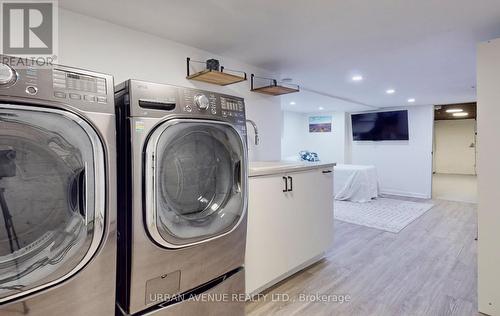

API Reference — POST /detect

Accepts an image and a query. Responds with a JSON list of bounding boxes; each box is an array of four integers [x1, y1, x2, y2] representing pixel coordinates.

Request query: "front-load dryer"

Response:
[[0, 55, 117, 315], [115, 80, 247, 315]]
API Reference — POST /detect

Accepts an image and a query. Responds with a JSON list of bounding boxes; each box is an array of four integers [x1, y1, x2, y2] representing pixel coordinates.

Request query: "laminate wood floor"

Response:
[[245, 197, 478, 316]]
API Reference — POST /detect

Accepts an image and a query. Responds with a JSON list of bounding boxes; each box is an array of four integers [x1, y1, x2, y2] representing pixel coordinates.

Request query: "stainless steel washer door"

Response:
[[145, 119, 247, 248], [0, 105, 105, 303]]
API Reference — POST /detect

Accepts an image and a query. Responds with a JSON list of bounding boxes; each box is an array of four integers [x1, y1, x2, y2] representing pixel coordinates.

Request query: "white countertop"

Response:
[[249, 161, 336, 177]]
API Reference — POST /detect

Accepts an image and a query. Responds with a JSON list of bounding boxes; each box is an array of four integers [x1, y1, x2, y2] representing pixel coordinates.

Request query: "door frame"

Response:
[[431, 109, 478, 199]]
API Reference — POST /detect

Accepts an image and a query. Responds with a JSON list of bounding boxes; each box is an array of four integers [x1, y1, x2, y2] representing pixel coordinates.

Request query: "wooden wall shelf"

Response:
[[250, 74, 300, 96], [251, 85, 300, 96], [186, 58, 247, 86], [187, 69, 246, 86]]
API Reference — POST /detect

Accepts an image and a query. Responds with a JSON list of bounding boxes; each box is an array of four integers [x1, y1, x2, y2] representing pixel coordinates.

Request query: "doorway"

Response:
[[432, 103, 477, 203]]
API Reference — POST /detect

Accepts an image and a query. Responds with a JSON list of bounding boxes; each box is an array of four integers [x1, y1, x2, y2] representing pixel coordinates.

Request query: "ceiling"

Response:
[[60, 0, 500, 113], [434, 102, 477, 120]]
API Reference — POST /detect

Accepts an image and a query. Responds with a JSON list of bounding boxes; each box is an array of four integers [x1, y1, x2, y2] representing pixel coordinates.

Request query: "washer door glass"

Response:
[[0, 106, 104, 302], [148, 120, 246, 247]]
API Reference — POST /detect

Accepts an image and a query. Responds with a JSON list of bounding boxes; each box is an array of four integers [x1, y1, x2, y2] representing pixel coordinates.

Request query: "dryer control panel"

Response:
[[180, 87, 247, 137], [181, 89, 245, 119], [119, 80, 247, 137]]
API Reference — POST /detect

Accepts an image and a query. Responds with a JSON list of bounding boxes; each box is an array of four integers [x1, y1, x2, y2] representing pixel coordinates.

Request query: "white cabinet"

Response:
[[245, 166, 334, 295], [245, 175, 289, 294]]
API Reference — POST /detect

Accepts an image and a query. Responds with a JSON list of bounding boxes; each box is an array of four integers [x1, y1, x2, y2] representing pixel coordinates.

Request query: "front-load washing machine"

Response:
[[0, 55, 117, 316], [115, 80, 248, 315]]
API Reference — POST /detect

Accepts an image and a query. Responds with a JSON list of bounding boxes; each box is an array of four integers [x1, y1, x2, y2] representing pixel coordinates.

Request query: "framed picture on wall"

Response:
[[309, 115, 332, 133]]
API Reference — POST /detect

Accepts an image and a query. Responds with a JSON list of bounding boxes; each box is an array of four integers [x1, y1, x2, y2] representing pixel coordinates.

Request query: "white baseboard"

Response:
[[246, 252, 325, 297], [380, 189, 431, 199]]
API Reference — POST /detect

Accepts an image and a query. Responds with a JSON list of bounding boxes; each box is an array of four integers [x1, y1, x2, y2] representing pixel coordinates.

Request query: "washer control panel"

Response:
[[52, 69, 108, 104], [0, 55, 114, 113], [0, 63, 16, 86]]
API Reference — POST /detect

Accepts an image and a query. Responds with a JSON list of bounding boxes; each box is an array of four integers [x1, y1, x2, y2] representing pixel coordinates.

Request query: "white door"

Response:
[[144, 119, 247, 248], [0, 105, 106, 303]]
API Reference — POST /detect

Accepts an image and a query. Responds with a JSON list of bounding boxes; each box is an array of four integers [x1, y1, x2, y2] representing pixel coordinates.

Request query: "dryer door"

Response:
[[145, 119, 247, 248], [0, 105, 105, 303]]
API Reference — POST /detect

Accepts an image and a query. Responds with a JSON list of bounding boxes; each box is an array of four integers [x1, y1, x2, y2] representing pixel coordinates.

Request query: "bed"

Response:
[[334, 164, 379, 202]]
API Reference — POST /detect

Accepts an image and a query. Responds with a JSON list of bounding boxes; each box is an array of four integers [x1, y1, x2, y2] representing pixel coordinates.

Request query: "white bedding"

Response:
[[334, 164, 379, 202]]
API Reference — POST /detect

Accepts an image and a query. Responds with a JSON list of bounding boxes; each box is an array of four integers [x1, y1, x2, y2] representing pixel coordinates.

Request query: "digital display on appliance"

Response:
[[221, 98, 240, 111], [53, 69, 107, 95], [67, 73, 88, 80], [351, 110, 409, 141], [66, 73, 98, 92]]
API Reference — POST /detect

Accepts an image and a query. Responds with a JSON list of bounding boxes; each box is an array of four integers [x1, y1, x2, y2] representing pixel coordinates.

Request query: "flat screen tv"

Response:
[[351, 110, 409, 141]]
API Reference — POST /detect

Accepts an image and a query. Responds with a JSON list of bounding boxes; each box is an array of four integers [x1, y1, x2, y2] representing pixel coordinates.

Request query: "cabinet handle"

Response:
[[282, 177, 288, 192], [322, 170, 332, 174], [287, 176, 293, 192]]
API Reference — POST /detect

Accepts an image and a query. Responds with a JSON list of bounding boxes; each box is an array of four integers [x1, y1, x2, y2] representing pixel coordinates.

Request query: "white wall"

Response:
[[477, 38, 500, 316], [350, 106, 434, 198], [282, 106, 434, 198], [57, 9, 282, 162], [281, 111, 347, 164], [434, 119, 476, 175], [281, 111, 306, 160]]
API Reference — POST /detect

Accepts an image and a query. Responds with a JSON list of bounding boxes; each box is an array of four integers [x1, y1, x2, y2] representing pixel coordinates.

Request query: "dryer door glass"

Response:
[[0, 106, 105, 302], [148, 120, 246, 247]]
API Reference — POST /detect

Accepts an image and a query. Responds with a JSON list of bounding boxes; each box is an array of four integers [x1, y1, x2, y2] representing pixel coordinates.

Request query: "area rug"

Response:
[[334, 198, 434, 233]]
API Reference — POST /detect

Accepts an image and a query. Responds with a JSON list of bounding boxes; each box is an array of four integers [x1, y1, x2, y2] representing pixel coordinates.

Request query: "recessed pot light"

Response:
[[352, 75, 363, 81], [446, 108, 463, 113], [318, 107, 324, 110], [453, 112, 468, 117], [290, 101, 296, 105], [407, 98, 415, 103], [386, 89, 395, 94]]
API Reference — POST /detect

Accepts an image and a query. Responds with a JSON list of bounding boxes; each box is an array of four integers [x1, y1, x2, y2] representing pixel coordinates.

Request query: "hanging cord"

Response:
[[0, 186, 21, 253]]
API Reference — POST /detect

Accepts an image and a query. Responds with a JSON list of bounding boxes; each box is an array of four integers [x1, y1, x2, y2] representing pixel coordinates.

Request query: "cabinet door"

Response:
[[284, 168, 334, 270], [245, 174, 289, 294]]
